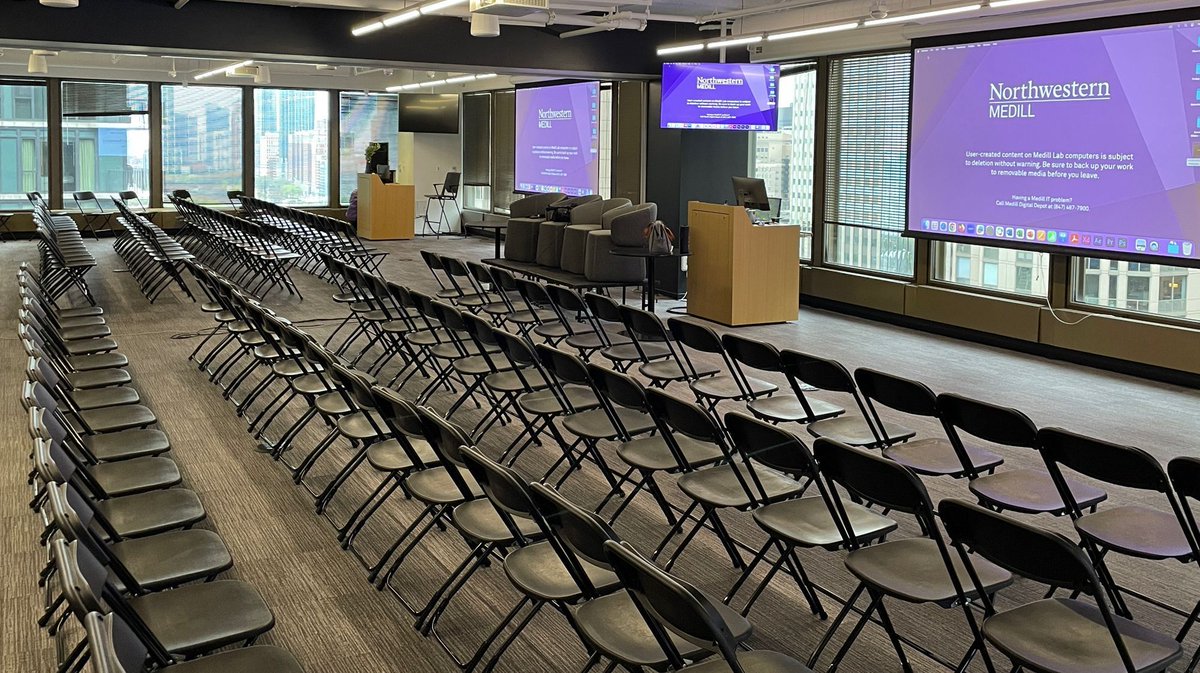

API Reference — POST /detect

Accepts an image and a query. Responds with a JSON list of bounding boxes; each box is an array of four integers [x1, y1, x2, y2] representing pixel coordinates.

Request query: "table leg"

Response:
[[646, 258, 657, 312], [494, 229, 502, 259]]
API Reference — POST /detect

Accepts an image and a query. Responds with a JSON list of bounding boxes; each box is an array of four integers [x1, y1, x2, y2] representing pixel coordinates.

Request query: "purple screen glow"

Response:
[[515, 82, 600, 197], [660, 63, 780, 131], [909, 20, 1200, 262]]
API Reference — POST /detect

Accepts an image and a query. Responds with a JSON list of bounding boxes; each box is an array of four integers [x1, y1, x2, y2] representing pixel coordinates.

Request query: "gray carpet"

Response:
[[5, 234, 1200, 673]]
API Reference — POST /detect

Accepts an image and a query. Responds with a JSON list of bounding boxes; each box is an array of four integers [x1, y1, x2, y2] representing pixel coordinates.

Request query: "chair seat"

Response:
[[690, 374, 777, 402], [883, 438, 1003, 477], [970, 468, 1107, 515], [314, 392, 352, 416], [983, 598, 1182, 673], [90, 456, 181, 496], [61, 324, 112, 340], [68, 352, 128, 371], [1076, 505, 1193, 560], [678, 650, 812, 673], [94, 489, 206, 538], [453, 499, 543, 543], [618, 434, 724, 473], [56, 315, 107, 329], [56, 305, 105, 319], [575, 591, 753, 668], [65, 337, 118, 355], [271, 358, 320, 378], [565, 331, 630, 353], [754, 496, 897, 549], [845, 537, 1012, 605], [405, 466, 482, 505], [129, 580, 275, 657], [533, 322, 571, 340], [601, 342, 667, 363], [517, 385, 599, 416], [485, 369, 548, 394], [638, 360, 719, 383], [71, 386, 141, 411], [453, 355, 508, 377], [86, 429, 171, 461], [336, 411, 387, 441], [564, 407, 655, 441], [292, 374, 336, 397], [367, 437, 439, 472], [504, 542, 620, 601], [79, 404, 157, 433], [748, 395, 844, 424], [807, 415, 913, 447], [66, 368, 131, 390], [678, 461, 804, 510], [110, 529, 233, 591], [159, 645, 304, 673]]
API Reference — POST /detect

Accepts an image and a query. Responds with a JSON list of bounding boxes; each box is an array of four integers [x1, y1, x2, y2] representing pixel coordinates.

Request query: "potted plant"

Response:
[[364, 142, 381, 173]]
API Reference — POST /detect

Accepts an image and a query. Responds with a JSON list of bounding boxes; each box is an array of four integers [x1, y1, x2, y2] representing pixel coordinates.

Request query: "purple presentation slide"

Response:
[[660, 63, 780, 131], [515, 82, 600, 197], [910, 19, 1200, 262]]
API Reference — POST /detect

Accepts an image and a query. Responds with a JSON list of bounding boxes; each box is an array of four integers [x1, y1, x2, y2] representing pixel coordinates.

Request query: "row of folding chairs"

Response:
[[16, 266, 306, 673], [186, 249, 1200, 673], [28, 193, 98, 307], [341, 251, 1200, 673], [169, 195, 304, 299], [111, 199, 196, 304], [236, 194, 388, 278]]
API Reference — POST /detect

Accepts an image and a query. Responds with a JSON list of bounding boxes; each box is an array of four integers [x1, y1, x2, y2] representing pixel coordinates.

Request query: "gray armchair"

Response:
[[584, 202, 658, 283], [559, 198, 632, 274], [503, 192, 565, 262], [535, 194, 602, 268]]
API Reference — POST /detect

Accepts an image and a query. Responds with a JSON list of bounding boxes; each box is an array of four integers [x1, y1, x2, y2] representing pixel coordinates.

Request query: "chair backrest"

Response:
[[441, 171, 461, 196], [459, 447, 541, 528], [73, 191, 103, 212], [491, 327, 539, 369], [83, 611, 152, 673], [667, 318, 724, 355], [618, 304, 670, 342], [936, 392, 1038, 449], [529, 482, 621, 569], [535, 343, 591, 387], [1170, 457, 1200, 502], [509, 192, 564, 219], [414, 405, 473, 469], [854, 368, 939, 418], [645, 388, 723, 445], [939, 497, 1102, 596], [602, 540, 743, 667], [1038, 427, 1169, 494], [725, 411, 817, 479], [583, 292, 624, 325], [779, 350, 857, 393], [813, 437, 933, 521], [586, 362, 649, 412], [544, 283, 586, 314]]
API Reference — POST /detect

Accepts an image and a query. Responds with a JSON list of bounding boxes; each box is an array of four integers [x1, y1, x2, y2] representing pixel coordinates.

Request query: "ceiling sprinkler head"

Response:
[[868, 1, 888, 19]]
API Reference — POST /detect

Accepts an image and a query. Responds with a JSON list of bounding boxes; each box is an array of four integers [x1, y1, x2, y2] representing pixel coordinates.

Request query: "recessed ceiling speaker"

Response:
[[40, 0, 80, 7], [471, 13, 500, 37]]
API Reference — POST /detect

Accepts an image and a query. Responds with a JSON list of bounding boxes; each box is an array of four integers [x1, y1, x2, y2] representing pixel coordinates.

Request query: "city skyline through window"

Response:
[[254, 88, 330, 206]]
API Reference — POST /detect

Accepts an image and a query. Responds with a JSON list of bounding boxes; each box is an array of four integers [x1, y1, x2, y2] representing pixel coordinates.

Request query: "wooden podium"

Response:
[[356, 173, 414, 240], [686, 201, 800, 326]]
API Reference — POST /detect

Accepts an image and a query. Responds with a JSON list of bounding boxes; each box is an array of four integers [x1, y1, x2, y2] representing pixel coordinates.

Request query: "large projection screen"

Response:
[[514, 81, 600, 197], [909, 18, 1200, 265]]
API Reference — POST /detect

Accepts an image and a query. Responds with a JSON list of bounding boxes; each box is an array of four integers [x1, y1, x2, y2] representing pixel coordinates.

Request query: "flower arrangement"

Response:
[[364, 142, 381, 164]]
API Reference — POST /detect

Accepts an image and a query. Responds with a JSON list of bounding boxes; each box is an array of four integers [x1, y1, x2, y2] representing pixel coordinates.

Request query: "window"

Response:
[[254, 88, 330, 206], [823, 53, 913, 276], [162, 85, 242, 205], [338, 93, 398, 205], [933, 243, 1049, 297], [597, 86, 612, 198], [461, 92, 492, 211], [61, 82, 150, 201], [1073, 258, 1200, 321], [750, 65, 816, 260], [0, 82, 48, 209]]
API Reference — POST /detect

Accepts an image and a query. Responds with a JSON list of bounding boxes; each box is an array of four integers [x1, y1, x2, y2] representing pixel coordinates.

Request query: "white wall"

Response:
[[411, 131, 462, 218]]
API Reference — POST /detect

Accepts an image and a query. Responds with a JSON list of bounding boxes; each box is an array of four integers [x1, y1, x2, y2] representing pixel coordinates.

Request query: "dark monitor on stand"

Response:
[[732, 176, 772, 222]]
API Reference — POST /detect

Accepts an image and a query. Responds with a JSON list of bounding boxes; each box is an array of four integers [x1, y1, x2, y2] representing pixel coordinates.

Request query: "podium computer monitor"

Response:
[[732, 176, 770, 211]]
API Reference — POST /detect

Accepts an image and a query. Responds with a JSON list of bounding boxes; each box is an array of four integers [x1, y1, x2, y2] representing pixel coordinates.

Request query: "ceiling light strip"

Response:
[[767, 21, 859, 42], [194, 59, 253, 80], [862, 3, 981, 26], [353, 0, 466, 36], [385, 72, 498, 92]]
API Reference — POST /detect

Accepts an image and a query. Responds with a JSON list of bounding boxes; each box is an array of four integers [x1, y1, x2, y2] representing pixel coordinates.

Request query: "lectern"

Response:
[[686, 201, 800, 326], [356, 173, 414, 240]]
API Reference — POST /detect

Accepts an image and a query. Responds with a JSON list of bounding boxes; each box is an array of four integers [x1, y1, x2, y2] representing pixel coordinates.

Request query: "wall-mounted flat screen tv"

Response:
[[660, 62, 780, 131], [397, 93, 460, 134]]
